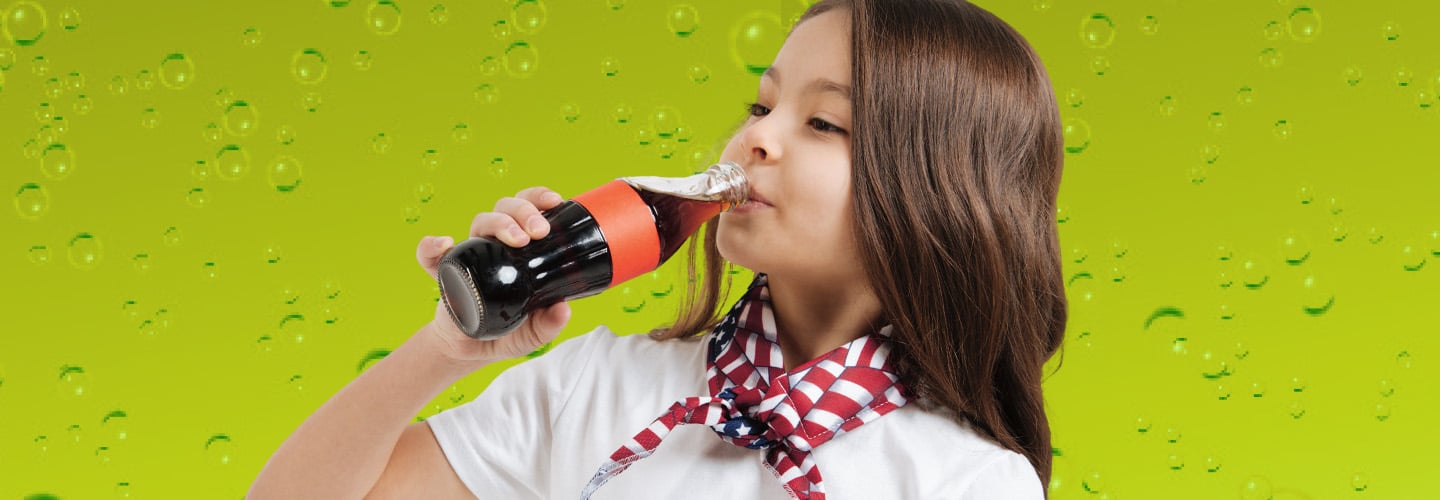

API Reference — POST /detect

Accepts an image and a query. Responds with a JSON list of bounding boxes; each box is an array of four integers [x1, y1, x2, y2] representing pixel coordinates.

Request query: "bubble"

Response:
[[612, 103, 633, 124], [2, 1, 47, 46], [488, 156, 509, 178], [1250, 381, 1266, 398], [329, 0, 352, 6], [215, 144, 251, 181], [0, 47, 13, 70], [1279, 232, 1310, 265], [68, 232, 102, 269], [1287, 398, 1306, 419], [192, 159, 211, 179], [601, 56, 620, 77], [1202, 144, 1220, 164], [607, 0, 624, 10], [31, 54, 49, 76], [15, 183, 50, 220], [1287, 7, 1320, 41], [135, 69, 155, 90], [429, 4, 448, 25], [59, 365, 87, 397], [60, 7, 80, 31], [1262, 20, 1284, 41], [213, 87, 235, 108], [224, 100, 259, 136], [1090, 55, 1110, 75], [1080, 13, 1115, 48], [1139, 15, 1159, 35], [163, 226, 182, 246], [1061, 118, 1091, 154], [1396, 240, 1429, 271], [731, 12, 784, 75], [353, 49, 372, 70], [367, 0, 402, 35], [242, 26, 263, 47], [559, 102, 581, 123], [159, 53, 195, 90], [1367, 226, 1384, 244], [451, 123, 470, 143], [1158, 95, 1177, 116], [41, 143, 76, 180], [372, 132, 392, 154], [1240, 259, 1269, 289], [1351, 472, 1368, 492], [415, 182, 434, 203], [132, 253, 150, 272], [276, 124, 297, 145], [205, 434, 233, 465], [478, 55, 499, 75], [288, 373, 304, 391], [1381, 22, 1399, 41], [140, 107, 161, 129], [1344, 66, 1363, 86], [358, 349, 391, 372], [512, 0, 546, 34], [68, 423, 83, 442], [280, 313, 307, 343], [651, 106, 682, 138], [668, 5, 699, 37], [421, 149, 441, 170], [264, 245, 283, 264], [403, 204, 422, 224], [1204, 455, 1221, 473], [492, 19, 511, 39], [688, 63, 710, 84], [291, 48, 327, 85], [1273, 119, 1291, 140], [503, 41, 538, 77], [636, 127, 654, 146], [1375, 401, 1391, 421], [29, 245, 51, 265], [1063, 88, 1085, 108], [1397, 350, 1412, 369], [1167, 454, 1184, 471], [185, 187, 208, 208], [620, 286, 646, 313], [474, 83, 498, 103], [268, 155, 303, 192], [1164, 426, 1181, 443], [301, 91, 322, 112], [102, 410, 129, 441], [1259, 47, 1283, 68], [1215, 383, 1231, 400]]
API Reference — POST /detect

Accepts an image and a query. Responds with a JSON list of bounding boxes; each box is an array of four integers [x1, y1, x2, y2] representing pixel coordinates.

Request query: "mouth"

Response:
[[745, 189, 774, 207]]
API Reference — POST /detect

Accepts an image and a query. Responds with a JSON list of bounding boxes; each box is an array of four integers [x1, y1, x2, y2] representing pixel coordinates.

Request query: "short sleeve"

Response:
[[958, 451, 1046, 500], [425, 326, 609, 499]]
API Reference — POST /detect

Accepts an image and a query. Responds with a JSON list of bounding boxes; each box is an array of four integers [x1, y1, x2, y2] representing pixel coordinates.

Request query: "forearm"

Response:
[[249, 323, 486, 498]]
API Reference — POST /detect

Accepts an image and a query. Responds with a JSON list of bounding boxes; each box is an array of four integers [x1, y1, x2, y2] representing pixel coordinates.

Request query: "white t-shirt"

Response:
[[426, 325, 1045, 499]]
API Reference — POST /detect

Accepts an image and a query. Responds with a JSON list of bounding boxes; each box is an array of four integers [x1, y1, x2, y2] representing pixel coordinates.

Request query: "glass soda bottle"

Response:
[[436, 161, 749, 340]]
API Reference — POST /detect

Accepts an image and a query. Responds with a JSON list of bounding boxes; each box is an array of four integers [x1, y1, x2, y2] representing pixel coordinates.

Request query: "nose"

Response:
[[738, 112, 781, 164]]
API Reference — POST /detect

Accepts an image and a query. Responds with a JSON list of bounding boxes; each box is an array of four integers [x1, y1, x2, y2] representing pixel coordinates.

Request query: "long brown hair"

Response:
[[648, 0, 1067, 493]]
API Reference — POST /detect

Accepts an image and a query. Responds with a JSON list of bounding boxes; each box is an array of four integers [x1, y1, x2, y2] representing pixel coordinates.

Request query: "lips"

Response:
[[746, 189, 773, 207]]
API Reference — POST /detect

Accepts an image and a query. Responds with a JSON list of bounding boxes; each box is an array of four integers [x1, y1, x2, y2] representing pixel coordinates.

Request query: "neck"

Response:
[[763, 272, 885, 372]]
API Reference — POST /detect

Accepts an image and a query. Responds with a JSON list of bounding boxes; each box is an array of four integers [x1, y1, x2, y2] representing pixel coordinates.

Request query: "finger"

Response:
[[470, 212, 531, 247], [517, 186, 565, 211], [417, 236, 454, 280], [494, 196, 550, 240]]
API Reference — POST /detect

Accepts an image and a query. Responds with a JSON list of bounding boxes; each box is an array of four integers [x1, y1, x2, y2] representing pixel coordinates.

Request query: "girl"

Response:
[[250, 0, 1066, 498]]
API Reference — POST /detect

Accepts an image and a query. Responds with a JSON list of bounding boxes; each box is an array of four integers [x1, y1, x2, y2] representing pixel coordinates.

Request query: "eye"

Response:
[[744, 102, 848, 135]]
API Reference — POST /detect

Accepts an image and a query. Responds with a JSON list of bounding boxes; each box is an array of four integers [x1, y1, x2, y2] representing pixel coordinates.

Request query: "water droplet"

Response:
[[215, 144, 251, 181], [268, 155, 303, 192], [1080, 13, 1115, 48], [159, 53, 195, 89], [15, 182, 50, 220], [292, 48, 327, 84], [503, 41, 538, 77], [367, 0, 403, 35], [2, 1, 48, 46], [668, 5, 699, 37]]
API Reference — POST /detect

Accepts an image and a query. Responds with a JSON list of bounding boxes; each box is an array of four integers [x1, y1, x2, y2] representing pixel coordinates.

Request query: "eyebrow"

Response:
[[762, 66, 851, 101]]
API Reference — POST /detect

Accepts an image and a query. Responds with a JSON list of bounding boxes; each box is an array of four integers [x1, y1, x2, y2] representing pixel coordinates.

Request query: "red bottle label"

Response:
[[571, 180, 661, 287]]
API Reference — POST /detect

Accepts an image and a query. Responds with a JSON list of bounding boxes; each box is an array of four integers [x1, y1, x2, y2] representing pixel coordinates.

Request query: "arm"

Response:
[[248, 322, 484, 499]]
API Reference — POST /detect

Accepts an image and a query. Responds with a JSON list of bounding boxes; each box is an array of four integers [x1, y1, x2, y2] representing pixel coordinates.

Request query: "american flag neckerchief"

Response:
[[579, 272, 910, 500]]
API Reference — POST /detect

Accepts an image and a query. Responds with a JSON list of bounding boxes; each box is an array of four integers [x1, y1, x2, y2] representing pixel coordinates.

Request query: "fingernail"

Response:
[[544, 192, 563, 203], [527, 215, 546, 234], [441, 236, 454, 246]]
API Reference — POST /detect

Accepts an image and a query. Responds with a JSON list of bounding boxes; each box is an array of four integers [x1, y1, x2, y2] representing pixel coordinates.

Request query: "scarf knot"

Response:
[[581, 273, 909, 500]]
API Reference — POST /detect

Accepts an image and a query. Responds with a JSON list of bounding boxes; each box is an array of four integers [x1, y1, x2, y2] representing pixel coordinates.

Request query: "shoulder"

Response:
[[854, 397, 1045, 498]]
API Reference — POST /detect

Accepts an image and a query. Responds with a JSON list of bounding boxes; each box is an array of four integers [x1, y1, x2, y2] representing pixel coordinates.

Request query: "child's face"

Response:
[[716, 9, 859, 281]]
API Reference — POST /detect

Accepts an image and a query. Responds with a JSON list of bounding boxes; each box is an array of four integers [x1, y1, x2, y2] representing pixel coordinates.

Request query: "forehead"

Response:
[[768, 9, 851, 89]]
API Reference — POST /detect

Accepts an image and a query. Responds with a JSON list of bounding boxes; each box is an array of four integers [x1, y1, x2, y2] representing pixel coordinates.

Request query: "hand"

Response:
[[416, 186, 573, 364]]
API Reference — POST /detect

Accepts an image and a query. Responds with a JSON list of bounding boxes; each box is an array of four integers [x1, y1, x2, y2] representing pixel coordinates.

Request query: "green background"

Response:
[[2, 0, 1437, 498]]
